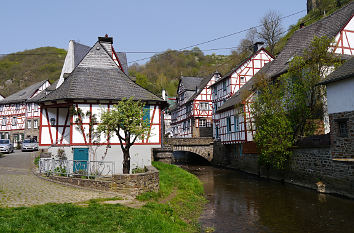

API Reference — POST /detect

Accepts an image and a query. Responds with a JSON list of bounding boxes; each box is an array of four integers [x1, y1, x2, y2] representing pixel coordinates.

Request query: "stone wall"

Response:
[[212, 142, 354, 198], [213, 142, 259, 174], [329, 111, 354, 158], [153, 148, 174, 164], [43, 165, 159, 197]]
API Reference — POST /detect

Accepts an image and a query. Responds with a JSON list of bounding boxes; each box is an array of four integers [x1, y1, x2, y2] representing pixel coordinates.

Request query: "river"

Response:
[[182, 165, 354, 233]]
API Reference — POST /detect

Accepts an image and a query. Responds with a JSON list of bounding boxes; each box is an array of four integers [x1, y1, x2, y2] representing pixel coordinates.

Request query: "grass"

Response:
[[0, 162, 206, 233]]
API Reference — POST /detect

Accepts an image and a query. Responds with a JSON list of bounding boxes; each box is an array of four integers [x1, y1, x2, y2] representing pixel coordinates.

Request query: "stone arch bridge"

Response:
[[164, 137, 214, 162]]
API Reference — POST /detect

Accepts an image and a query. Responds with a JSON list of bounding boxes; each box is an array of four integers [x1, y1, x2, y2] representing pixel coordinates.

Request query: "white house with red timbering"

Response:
[[217, 2, 354, 152], [210, 44, 273, 142], [0, 81, 50, 146], [171, 72, 220, 138], [35, 36, 166, 174]]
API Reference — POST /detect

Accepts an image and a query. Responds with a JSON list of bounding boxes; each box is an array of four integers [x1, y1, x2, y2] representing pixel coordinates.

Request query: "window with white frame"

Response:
[[27, 104, 32, 112], [34, 104, 39, 112], [34, 120, 38, 129], [200, 103, 209, 111], [199, 119, 207, 127], [234, 115, 240, 132], [2, 117, 6, 126], [12, 117, 17, 126], [227, 117, 231, 133], [27, 120, 32, 129]]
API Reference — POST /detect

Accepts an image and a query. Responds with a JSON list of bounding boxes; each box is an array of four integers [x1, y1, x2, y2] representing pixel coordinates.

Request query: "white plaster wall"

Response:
[[327, 78, 354, 114], [56, 41, 75, 89], [47, 144, 157, 174]]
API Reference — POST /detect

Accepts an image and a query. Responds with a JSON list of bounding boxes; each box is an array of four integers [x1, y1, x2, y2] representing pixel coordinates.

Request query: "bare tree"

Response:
[[237, 28, 258, 54], [258, 11, 283, 55]]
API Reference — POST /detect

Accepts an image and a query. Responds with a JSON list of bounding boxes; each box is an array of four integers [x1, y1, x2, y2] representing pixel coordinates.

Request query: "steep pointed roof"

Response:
[[73, 41, 91, 67], [40, 40, 164, 104], [179, 76, 204, 91], [186, 72, 221, 103], [0, 80, 48, 104]]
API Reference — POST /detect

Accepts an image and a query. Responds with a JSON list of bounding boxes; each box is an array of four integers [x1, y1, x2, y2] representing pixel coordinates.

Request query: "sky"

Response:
[[1, 0, 306, 65]]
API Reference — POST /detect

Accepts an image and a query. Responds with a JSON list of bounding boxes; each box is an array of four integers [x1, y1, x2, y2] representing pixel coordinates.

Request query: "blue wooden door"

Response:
[[73, 148, 89, 173]]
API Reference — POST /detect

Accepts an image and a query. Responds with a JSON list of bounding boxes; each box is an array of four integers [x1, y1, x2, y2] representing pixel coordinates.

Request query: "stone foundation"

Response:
[[329, 111, 354, 158], [42, 166, 159, 197], [153, 148, 174, 164]]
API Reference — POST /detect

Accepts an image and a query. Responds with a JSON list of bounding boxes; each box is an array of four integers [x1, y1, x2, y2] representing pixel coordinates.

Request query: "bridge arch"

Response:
[[165, 137, 214, 162]]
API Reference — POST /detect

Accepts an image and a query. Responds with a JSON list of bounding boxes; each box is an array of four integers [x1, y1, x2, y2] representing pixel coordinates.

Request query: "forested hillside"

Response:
[[129, 0, 353, 97], [0, 0, 350, 98], [0, 47, 66, 97], [128, 48, 250, 96]]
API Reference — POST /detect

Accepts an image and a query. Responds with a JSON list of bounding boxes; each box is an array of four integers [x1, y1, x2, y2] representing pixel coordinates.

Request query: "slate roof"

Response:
[[217, 2, 354, 112], [186, 72, 220, 103], [180, 76, 204, 91], [0, 80, 48, 104], [27, 80, 59, 103], [116, 52, 128, 73], [39, 40, 164, 104], [73, 41, 128, 74], [261, 2, 354, 80], [73, 41, 91, 67], [320, 57, 354, 85]]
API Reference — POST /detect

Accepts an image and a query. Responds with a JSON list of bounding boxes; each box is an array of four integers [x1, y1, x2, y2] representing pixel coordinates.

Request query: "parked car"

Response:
[[0, 139, 14, 153], [21, 139, 39, 152]]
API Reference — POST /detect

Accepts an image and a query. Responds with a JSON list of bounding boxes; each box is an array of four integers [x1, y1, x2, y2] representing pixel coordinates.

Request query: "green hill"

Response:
[[129, 0, 353, 97], [0, 47, 66, 97], [0, 0, 351, 99]]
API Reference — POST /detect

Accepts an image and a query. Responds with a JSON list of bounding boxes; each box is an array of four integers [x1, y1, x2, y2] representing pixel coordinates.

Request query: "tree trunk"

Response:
[[123, 149, 130, 174]]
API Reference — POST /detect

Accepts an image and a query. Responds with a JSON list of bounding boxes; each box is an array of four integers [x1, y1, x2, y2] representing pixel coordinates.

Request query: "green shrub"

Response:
[[33, 156, 40, 166]]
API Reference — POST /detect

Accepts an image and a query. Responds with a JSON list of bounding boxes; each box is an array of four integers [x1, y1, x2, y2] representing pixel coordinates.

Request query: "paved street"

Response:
[[0, 151, 116, 207]]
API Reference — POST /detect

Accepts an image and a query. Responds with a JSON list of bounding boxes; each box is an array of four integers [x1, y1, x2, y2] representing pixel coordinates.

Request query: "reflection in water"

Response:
[[183, 165, 354, 233]]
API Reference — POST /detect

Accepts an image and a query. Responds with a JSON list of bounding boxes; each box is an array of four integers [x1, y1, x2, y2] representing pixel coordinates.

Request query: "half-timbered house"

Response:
[[36, 36, 166, 174], [217, 2, 354, 150], [171, 76, 204, 137], [0, 80, 50, 146], [210, 44, 273, 140], [171, 73, 220, 138], [319, 57, 354, 159]]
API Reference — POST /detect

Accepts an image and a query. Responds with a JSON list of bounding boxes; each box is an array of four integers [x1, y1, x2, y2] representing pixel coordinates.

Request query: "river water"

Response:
[[183, 165, 354, 233]]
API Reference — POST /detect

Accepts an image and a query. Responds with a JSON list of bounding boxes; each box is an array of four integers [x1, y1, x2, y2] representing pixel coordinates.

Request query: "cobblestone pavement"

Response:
[[0, 151, 117, 207]]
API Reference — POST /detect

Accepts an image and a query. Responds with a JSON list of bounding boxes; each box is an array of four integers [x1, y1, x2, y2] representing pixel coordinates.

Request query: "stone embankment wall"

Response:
[[42, 166, 159, 197], [213, 142, 354, 198]]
